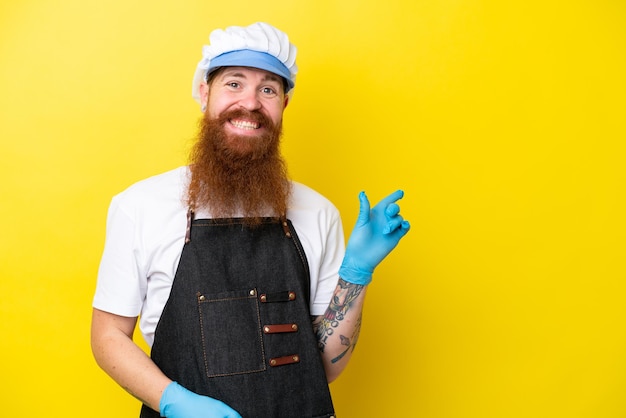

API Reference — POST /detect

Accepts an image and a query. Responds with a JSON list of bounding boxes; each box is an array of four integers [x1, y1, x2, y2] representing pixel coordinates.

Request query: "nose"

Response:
[[237, 89, 262, 111]]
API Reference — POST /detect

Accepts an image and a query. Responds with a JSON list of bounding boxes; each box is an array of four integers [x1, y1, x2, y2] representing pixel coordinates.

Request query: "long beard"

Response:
[[187, 108, 291, 224]]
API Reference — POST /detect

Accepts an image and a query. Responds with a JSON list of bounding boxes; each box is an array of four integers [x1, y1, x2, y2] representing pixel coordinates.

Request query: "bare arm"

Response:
[[90, 308, 172, 412], [313, 190, 410, 382], [312, 278, 367, 383]]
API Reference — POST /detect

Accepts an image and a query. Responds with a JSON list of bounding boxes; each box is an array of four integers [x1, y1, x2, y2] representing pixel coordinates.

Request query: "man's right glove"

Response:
[[160, 381, 242, 418]]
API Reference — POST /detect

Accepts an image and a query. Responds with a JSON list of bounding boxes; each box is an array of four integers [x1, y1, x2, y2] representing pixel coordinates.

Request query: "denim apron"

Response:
[[140, 215, 336, 418]]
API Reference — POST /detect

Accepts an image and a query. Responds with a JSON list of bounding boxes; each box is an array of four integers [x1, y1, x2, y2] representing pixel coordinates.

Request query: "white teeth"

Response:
[[230, 119, 259, 130]]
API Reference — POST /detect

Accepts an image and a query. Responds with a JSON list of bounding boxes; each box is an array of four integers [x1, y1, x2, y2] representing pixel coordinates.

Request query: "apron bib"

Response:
[[140, 217, 335, 418]]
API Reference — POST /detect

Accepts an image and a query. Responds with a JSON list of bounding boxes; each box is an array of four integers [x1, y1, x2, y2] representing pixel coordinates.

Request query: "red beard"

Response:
[[186, 108, 291, 224]]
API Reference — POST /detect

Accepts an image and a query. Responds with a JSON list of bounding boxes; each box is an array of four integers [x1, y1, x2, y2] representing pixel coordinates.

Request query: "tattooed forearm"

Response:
[[330, 316, 361, 363], [313, 279, 364, 362]]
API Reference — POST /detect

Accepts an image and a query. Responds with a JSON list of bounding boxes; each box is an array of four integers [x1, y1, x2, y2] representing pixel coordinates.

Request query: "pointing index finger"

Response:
[[378, 190, 405, 208]]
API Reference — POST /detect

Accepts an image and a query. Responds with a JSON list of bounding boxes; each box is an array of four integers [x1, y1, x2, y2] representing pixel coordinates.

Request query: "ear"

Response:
[[199, 82, 209, 109], [283, 95, 289, 109]]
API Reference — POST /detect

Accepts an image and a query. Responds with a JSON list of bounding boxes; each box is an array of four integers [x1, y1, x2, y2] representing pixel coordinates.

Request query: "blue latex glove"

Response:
[[160, 381, 241, 418], [338, 190, 411, 285]]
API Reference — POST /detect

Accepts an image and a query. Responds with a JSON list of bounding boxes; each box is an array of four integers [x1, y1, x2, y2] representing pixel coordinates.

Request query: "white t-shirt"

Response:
[[93, 166, 345, 347]]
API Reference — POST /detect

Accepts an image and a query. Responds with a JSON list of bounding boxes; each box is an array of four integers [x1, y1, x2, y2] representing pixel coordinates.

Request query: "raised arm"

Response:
[[314, 190, 410, 382], [312, 279, 367, 382]]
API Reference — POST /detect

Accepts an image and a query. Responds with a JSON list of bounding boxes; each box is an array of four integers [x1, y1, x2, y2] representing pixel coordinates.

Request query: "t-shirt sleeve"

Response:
[[309, 210, 345, 316], [92, 195, 146, 317]]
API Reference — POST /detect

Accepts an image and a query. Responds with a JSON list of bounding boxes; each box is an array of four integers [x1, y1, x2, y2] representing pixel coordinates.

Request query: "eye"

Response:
[[226, 81, 241, 89], [261, 86, 278, 96]]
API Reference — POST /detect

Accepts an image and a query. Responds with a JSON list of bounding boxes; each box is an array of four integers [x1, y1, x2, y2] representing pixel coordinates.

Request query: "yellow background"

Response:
[[1, 1, 625, 417]]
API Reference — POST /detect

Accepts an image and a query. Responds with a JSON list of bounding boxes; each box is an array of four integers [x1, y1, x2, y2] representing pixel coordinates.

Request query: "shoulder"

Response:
[[115, 166, 189, 201], [287, 181, 342, 236], [111, 166, 189, 216], [289, 181, 338, 213]]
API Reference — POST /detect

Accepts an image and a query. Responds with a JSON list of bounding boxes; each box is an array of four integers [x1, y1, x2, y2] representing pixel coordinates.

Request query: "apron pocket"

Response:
[[197, 288, 266, 377]]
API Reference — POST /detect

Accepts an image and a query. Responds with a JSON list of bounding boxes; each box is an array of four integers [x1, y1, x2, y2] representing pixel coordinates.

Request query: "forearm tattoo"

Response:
[[313, 279, 364, 364]]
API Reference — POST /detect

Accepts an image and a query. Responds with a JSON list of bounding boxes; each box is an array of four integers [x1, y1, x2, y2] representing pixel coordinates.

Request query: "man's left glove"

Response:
[[338, 190, 410, 286]]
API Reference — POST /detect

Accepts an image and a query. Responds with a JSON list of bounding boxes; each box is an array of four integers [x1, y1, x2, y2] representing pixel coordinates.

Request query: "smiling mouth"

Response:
[[230, 119, 260, 130]]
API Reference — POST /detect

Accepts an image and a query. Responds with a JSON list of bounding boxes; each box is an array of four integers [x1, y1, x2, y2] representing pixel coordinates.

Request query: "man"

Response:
[[91, 22, 410, 418]]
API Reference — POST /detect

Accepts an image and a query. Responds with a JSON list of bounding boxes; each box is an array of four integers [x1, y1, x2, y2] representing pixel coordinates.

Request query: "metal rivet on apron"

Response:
[[270, 359, 277, 366], [249, 289, 256, 296], [264, 326, 270, 333], [288, 292, 296, 300], [292, 324, 298, 331], [281, 219, 292, 238], [198, 294, 205, 301], [292, 355, 299, 362], [260, 294, 267, 302]]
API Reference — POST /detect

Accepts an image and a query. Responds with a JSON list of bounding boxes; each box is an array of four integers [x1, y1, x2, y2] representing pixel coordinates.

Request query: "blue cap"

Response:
[[208, 50, 294, 91]]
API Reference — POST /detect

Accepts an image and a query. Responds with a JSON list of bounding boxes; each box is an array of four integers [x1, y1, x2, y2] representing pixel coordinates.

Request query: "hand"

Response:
[[159, 381, 242, 418], [338, 190, 410, 285]]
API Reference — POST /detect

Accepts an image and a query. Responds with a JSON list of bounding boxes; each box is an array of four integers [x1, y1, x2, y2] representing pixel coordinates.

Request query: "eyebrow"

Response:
[[220, 70, 282, 85]]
